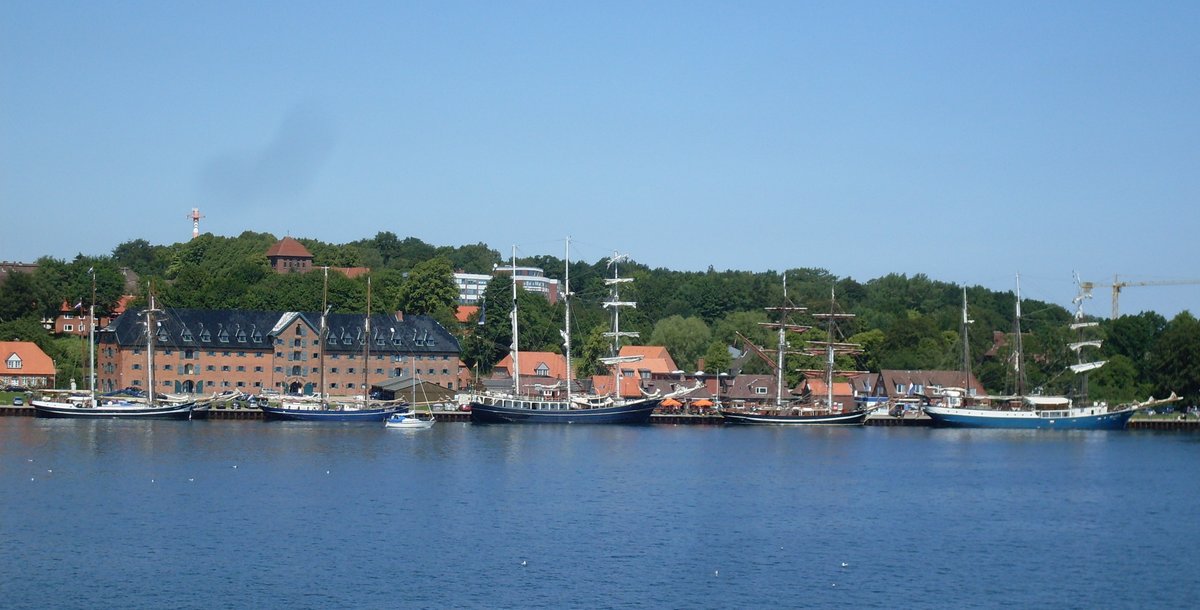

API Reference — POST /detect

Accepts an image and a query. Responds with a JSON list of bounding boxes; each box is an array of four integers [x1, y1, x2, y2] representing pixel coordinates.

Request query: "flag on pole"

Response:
[[73, 300, 83, 310]]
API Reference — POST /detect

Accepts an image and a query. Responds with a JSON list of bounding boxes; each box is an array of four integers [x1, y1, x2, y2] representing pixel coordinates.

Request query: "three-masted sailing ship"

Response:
[[468, 245, 663, 424]]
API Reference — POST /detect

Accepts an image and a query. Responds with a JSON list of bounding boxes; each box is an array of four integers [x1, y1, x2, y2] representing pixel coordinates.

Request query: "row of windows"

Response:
[[128, 348, 450, 360]]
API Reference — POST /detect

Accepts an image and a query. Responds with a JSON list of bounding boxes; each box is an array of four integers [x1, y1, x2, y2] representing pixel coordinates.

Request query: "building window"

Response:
[[236, 366, 245, 372], [754, 386, 767, 395], [254, 366, 263, 372], [133, 364, 142, 370], [5, 355, 21, 369], [221, 366, 231, 372], [64, 324, 74, 332], [206, 365, 215, 372]]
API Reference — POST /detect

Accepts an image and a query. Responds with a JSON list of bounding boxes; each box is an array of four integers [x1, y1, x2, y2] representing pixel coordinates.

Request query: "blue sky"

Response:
[[3, 1, 1198, 318]]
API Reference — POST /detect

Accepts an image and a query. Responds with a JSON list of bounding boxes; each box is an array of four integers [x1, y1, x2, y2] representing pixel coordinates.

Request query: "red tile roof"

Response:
[[1, 341, 56, 377], [455, 306, 479, 324], [265, 236, 313, 259], [495, 351, 568, 379]]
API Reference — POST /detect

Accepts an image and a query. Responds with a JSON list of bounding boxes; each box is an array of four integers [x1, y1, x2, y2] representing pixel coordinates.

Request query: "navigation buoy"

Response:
[[841, 562, 848, 568]]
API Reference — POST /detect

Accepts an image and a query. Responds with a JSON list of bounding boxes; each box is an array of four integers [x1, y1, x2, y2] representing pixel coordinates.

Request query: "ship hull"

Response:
[[923, 405, 1137, 430], [259, 404, 405, 422], [719, 408, 871, 426], [32, 401, 195, 420], [469, 397, 659, 424]]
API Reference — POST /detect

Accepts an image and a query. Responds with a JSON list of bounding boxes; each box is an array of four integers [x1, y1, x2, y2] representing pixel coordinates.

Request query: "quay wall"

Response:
[[2, 404, 1197, 430]]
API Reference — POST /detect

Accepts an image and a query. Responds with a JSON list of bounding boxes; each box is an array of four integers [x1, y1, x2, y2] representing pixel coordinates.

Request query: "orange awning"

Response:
[[692, 399, 713, 407], [661, 398, 682, 408]]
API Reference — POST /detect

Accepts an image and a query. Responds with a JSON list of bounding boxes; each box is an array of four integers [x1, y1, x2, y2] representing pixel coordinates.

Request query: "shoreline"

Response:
[[2, 404, 1197, 430]]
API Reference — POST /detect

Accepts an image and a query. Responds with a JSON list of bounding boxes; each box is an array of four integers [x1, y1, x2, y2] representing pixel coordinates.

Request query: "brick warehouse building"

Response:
[[95, 308, 462, 396]]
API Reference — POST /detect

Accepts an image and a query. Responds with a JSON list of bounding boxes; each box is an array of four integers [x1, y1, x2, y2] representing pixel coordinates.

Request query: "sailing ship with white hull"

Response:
[[260, 272, 407, 422], [33, 283, 195, 419], [469, 245, 664, 424], [924, 276, 1174, 430], [720, 279, 872, 426]]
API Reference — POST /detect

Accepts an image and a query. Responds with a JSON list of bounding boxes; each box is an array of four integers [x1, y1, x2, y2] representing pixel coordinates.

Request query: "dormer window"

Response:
[[236, 330, 247, 343], [535, 364, 550, 376], [5, 354, 22, 369], [218, 330, 230, 343], [200, 330, 211, 342], [181, 330, 194, 342], [251, 332, 263, 343]]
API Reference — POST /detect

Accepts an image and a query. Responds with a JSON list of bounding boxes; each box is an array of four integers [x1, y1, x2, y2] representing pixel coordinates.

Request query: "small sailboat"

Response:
[[719, 277, 872, 426], [468, 244, 665, 424], [260, 271, 405, 422], [384, 409, 435, 430], [32, 282, 195, 419], [923, 275, 1174, 429]]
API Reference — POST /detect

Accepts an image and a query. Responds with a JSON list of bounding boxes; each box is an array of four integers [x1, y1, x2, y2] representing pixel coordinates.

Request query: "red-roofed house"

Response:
[[494, 351, 569, 380], [265, 237, 370, 278], [266, 236, 314, 274], [1, 341, 56, 388]]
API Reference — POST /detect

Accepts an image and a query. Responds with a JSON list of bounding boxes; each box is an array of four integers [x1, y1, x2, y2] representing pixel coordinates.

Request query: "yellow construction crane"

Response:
[[1081, 275, 1200, 319]]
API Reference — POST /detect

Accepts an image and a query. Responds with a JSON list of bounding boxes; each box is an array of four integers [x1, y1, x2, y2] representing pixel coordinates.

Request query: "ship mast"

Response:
[[362, 276, 371, 401], [319, 267, 329, 402], [510, 246, 520, 396], [563, 238, 573, 406], [88, 267, 96, 400], [807, 287, 860, 409], [1068, 276, 1106, 405], [144, 287, 161, 408], [758, 274, 810, 408], [601, 252, 641, 400], [961, 286, 974, 399], [1013, 273, 1026, 397]]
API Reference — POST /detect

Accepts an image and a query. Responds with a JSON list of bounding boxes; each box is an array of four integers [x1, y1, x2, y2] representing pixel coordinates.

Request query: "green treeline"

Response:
[[1, 231, 1196, 406]]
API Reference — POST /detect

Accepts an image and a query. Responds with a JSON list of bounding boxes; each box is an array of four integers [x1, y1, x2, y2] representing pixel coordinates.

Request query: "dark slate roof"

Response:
[[98, 308, 460, 355]]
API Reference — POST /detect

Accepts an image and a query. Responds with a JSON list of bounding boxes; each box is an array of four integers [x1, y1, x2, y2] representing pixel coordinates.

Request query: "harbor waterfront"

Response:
[[2, 417, 1198, 609], [3, 404, 1198, 429]]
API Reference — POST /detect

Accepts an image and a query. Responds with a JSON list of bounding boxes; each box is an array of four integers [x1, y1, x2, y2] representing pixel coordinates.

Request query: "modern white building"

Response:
[[453, 266, 560, 305]]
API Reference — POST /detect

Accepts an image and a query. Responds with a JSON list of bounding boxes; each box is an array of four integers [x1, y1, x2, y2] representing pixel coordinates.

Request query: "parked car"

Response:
[[12, 396, 24, 406]]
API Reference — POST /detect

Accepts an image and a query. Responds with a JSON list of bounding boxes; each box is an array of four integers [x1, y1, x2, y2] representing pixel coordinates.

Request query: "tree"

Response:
[[575, 326, 611, 378], [396, 257, 458, 316], [703, 340, 732, 374], [0, 272, 40, 321], [1148, 312, 1200, 405], [649, 315, 711, 371]]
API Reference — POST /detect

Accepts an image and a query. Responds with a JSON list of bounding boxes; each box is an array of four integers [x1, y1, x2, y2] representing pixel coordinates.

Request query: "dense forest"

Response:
[[1, 231, 1197, 406]]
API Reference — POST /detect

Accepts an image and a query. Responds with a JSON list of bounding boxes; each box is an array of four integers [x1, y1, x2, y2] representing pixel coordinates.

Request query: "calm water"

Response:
[[2, 418, 1197, 609]]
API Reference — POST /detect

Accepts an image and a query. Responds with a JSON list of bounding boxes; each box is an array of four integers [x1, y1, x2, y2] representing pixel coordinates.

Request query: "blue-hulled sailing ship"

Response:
[[923, 276, 1175, 430]]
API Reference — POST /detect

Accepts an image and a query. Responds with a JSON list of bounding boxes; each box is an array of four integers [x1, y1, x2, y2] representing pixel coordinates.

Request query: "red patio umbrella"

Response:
[[692, 399, 713, 407], [661, 398, 682, 408]]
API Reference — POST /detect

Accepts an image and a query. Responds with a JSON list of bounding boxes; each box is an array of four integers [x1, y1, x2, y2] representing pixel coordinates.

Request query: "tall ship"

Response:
[[469, 245, 664, 424], [260, 272, 407, 422], [924, 276, 1174, 429], [33, 282, 196, 420], [719, 278, 872, 426]]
